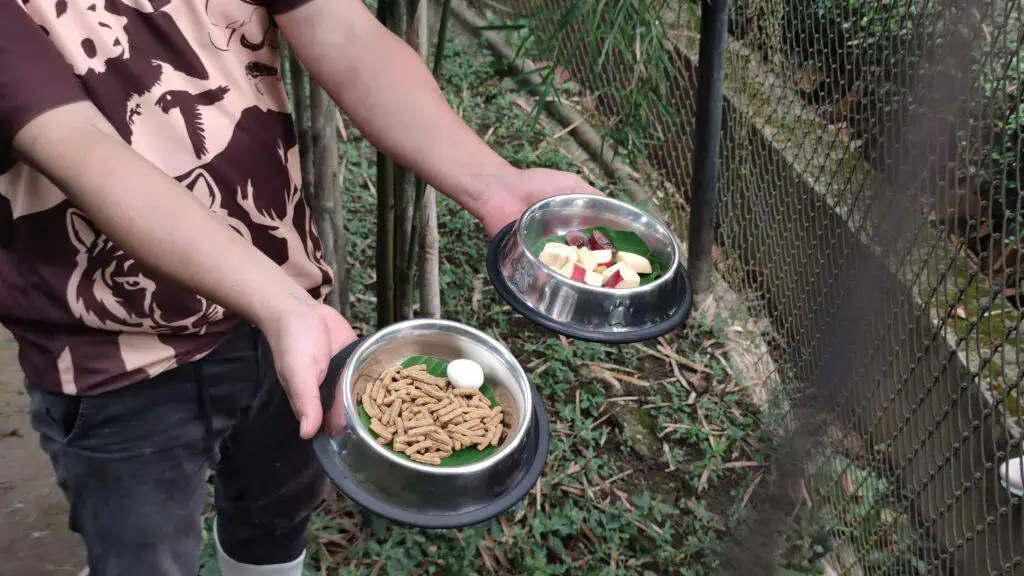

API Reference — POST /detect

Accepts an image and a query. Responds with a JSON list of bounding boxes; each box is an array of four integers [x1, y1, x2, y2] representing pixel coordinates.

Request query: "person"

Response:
[[0, 0, 598, 574]]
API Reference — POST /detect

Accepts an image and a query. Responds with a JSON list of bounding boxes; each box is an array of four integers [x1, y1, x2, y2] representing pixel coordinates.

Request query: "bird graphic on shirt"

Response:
[[155, 85, 231, 159]]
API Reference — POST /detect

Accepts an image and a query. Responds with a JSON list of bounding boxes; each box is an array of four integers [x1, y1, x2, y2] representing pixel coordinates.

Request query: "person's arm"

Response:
[[15, 106, 352, 437], [14, 103, 316, 327], [3, 6, 351, 437], [276, 0, 529, 222]]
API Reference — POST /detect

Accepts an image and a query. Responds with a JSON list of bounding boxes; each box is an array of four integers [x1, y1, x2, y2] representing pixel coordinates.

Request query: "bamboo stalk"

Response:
[[418, 185, 440, 317], [392, 0, 424, 320], [310, 84, 342, 311], [394, 164, 414, 319], [412, 0, 440, 318], [406, 0, 453, 279], [376, 152, 396, 327], [375, 0, 399, 327], [333, 109, 350, 317]]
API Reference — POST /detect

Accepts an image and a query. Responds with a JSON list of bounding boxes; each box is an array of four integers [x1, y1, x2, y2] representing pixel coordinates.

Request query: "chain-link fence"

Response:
[[464, 0, 1023, 573]]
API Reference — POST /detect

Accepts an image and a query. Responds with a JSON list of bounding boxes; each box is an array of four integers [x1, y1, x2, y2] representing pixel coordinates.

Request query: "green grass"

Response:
[[200, 33, 804, 575]]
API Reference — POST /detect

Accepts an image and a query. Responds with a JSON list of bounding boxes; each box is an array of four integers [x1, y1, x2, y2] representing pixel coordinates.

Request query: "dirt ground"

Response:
[[0, 328, 85, 575]]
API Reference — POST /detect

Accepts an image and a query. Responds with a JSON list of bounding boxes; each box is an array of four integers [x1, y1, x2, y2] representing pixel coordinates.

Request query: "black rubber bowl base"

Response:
[[313, 385, 550, 530], [486, 222, 693, 345]]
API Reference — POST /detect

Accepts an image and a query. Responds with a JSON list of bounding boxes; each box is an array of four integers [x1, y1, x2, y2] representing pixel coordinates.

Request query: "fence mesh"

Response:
[[466, 0, 1023, 573]]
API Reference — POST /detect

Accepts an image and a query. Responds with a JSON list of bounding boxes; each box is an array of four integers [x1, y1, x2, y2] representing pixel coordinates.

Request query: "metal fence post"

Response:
[[687, 0, 728, 296]]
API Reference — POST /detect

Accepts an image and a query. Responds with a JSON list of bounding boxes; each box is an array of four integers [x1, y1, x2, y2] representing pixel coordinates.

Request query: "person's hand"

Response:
[[475, 167, 603, 237], [260, 299, 358, 439]]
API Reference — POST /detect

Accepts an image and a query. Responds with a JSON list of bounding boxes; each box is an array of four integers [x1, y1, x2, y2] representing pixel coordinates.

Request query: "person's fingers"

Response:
[[283, 371, 324, 440], [318, 305, 358, 435]]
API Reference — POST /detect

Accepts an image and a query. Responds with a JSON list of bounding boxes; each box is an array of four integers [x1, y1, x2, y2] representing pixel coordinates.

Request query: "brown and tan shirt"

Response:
[[0, 0, 332, 395]]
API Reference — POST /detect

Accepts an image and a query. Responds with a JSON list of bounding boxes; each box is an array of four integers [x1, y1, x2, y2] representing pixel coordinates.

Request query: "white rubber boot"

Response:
[[999, 456, 1024, 497], [214, 520, 305, 576]]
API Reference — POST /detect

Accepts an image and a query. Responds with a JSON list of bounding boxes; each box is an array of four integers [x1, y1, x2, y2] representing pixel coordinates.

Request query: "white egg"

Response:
[[447, 358, 484, 390]]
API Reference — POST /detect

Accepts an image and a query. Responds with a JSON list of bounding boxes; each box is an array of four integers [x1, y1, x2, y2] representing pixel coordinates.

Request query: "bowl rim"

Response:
[[339, 318, 533, 476], [313, 384, 550, 529], [488, 221, 693, 344], [515, 193, 681, 294]]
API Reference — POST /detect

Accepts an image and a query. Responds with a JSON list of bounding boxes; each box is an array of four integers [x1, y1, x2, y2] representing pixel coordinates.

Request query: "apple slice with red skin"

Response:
[[590, 249, 613, 267], [601, 262, 641, 289], [556, 261, 604, 287], [557, 261, 588, 282]]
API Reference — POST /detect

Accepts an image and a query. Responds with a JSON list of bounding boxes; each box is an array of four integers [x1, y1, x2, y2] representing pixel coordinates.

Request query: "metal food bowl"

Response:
[[486, 194, 692, 343], [312, 319, 549, 529]]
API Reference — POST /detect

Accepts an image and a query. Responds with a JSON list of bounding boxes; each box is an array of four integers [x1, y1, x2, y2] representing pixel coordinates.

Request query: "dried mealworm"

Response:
[[489, 425, 502, 446], [388, 398, 403, 423], [437, 408, 465, 425], [453, 388, 479, 397], [395, 417, 406, 436], [403, 364, 428, 373], [412, 381, 447, 400], [406, 425, 439, 437], [406, 417, 434, 428], [409, 371, 448, 388], [435, 402, 459, 419], [374, 369, 395, 403], [369, 418, 393, 441], [454, 419, 482, 431], [362, 395, 383, 420], [410, 453, 441, 465], [430, 431, 453, 447], [405, 440, 433, 455], [427, 398, 451, 413], [382, 391, 405, 405], [485, 412, 503, 426]]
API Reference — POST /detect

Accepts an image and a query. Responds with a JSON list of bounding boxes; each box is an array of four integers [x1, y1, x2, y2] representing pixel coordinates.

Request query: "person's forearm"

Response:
[[12, 102, 314, 329], [280, 1, 516, 216]]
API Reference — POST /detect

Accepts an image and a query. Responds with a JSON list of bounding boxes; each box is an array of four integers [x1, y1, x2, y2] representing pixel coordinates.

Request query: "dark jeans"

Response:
[[27, 323, 327, 576]]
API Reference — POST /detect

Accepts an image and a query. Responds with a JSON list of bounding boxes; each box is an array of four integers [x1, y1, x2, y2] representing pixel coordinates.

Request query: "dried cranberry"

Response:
[[588, 229, 613, 251], [564, 230, 588, 248]]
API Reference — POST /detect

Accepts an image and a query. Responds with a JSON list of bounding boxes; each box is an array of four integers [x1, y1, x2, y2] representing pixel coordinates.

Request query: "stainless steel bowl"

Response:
[[312, 319, 549, 528], [487, 194, 692, 343]]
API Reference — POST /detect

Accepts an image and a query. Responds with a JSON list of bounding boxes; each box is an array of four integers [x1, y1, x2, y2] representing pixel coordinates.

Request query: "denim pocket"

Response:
[[27, 384, 89, 445]]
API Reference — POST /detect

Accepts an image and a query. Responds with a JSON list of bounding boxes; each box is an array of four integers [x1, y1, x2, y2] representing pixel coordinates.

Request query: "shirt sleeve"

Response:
[[0, 1, 89, 169], [260, 0, 316, 16]]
